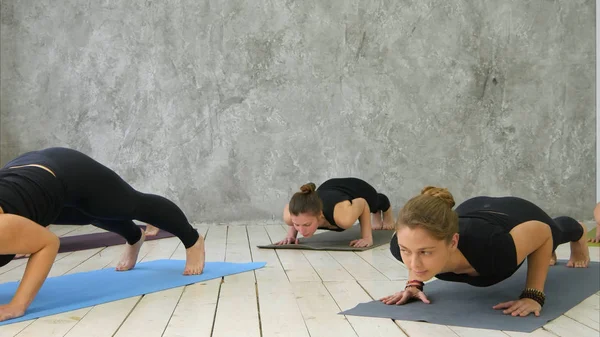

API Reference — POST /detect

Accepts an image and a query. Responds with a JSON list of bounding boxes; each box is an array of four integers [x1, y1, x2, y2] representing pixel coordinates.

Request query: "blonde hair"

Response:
[[396, 186, 458, 242]]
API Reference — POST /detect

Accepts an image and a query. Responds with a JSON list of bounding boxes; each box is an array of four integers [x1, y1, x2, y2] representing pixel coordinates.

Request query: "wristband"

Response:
[[405, 280, 424, 292], [519, 288, 545, 307]]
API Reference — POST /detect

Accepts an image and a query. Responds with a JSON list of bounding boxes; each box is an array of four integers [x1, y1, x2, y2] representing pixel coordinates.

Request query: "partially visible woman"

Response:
[[589, 202, 600, 243], [381, 186, 589, 318], [0, 147, 205, 321], [277, 177, 394, 248]]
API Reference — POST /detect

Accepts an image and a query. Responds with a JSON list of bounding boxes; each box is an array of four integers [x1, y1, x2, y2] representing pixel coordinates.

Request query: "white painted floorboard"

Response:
[[0, 224, 596, 337]]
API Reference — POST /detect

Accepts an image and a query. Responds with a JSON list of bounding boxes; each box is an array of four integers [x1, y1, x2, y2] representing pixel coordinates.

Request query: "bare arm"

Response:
[[510, 220, 553, 292], [493, 220, 552, 317], [276, 204, 298, 245], [0, 214, 59, 320], [334, 198, 373, 247]]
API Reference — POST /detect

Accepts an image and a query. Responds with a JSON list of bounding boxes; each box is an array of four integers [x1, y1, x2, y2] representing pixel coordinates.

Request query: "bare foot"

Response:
[[116, 228, 145, 271], [382, 208, 395, 230], [372, 211, 383, 230], [183, 235, 205, 275], [144, 224, 160, 237], [566, 222, 591, 268], [549, 251, 557, 266]]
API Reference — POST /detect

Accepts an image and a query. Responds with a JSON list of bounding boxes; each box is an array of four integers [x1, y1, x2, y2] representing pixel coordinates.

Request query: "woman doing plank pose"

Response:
[[0, 147, 205, 321]]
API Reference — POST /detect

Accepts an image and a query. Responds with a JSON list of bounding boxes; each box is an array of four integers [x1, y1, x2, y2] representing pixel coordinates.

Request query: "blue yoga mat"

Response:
[[0, 259, 266, 325]]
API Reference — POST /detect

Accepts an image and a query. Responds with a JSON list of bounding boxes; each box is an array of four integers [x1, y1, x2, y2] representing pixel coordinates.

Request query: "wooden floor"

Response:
[[0, 223, 598, 337]]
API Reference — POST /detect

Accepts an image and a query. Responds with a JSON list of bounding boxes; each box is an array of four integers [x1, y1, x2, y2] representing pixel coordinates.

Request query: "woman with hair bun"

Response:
[[277, 178, 394, 248], [382, 186, 590, 318]]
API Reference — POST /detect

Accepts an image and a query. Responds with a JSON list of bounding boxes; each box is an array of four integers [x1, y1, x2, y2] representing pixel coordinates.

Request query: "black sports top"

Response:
[[0, 166, 65, 226], [0, 165, 65, 267], [397, 211, 521, 287], [316, 178, 374, 231]]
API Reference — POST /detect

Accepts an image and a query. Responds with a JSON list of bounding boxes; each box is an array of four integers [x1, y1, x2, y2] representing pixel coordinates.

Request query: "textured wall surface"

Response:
[[0, 0, 596, 223]]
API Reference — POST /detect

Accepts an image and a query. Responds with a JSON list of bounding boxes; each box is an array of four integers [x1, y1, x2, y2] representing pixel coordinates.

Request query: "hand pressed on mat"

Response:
[[0, 303, 25, 321], [493, 298, 541, 317], [379, 286, 430, 305], [349, 237, 373, 248], [275, 236, 299, 245]]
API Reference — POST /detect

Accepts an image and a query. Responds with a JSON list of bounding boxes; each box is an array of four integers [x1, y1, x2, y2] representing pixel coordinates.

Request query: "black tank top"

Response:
[[0, 166, 66, 267], [437, 211, 520, 287], [316, 178, 372, 231], [0, 166, 65, 226]]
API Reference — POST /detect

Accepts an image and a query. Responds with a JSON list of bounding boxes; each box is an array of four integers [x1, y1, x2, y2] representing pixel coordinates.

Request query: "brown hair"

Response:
[[288, 183, 322, 216], [396, 186, 458, 242]]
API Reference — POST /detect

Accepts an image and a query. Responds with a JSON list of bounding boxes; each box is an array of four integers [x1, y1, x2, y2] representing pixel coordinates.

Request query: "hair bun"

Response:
[[421, 186, 455, 208], [300, 183, 317, 194]]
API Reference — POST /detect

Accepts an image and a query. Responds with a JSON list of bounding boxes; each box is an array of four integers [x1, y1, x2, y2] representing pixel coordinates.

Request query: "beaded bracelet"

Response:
[[405, 280, 424, 292], [519, 288, 545, 307]]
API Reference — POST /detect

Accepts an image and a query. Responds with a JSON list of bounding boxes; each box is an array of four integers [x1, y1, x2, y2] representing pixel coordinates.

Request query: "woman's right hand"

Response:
[[588, 224, 600, 243], [0, 303, 25, 322], [275, 237, 298, 245], [379, 286, 430, 305]]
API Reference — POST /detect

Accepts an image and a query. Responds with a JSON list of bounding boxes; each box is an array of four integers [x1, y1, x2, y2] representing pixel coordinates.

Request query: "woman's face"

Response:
[[290, 212, 321, 237], [396, 225, 457, 281]]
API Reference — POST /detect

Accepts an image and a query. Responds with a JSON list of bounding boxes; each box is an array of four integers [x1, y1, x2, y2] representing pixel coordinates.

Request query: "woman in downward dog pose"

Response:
[[277, 177, 394, 248], [0, 147, 205, 321], [381, 186, 590, 317]]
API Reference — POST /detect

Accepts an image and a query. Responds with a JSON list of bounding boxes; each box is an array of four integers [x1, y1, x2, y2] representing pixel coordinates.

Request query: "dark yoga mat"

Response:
[[258, 225, 394, 251], [340, 260, 600, 333], [13, 225, 177, 259]]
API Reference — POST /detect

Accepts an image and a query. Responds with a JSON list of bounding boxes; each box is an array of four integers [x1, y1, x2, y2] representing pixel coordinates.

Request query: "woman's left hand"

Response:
[[493, 298, 542, 317], [350, 237, 373, 248]]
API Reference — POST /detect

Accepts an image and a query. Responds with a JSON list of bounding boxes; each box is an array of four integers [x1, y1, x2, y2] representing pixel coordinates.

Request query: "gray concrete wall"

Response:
[[0, 0, 595, 223]]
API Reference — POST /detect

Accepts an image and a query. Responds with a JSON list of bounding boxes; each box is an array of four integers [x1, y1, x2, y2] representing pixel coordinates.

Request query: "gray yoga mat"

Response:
[[339, 260, 600, 332], [258, 225, 394, 251]]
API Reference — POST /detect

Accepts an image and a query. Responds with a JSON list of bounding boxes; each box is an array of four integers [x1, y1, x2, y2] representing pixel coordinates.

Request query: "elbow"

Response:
[[283, 213, 293, 226], [47, 234, 60, 254], [539, 222, 553, 241], [525, 221, 553, 241]]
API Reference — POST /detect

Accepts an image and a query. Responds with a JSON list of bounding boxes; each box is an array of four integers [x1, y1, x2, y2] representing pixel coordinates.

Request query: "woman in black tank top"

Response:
[[0, 147, 205, 322], [381, 186, 590, 318], [276, 177, 394, 248]]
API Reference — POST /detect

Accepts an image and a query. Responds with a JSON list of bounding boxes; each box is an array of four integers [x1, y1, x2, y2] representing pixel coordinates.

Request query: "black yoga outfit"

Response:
[[0, 147, 199, 267], [317, 177, 391, 231], [390, 196, 583, 287]]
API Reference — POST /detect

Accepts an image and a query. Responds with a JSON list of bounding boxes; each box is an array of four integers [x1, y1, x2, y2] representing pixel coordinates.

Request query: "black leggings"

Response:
[[11, 147, 199, 248], [373, 193, 391, 213], [455, 196, 583, 251]]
